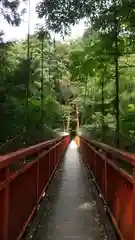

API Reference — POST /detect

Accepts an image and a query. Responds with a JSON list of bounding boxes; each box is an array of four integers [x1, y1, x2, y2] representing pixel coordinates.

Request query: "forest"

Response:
[[0, 0, 135, 153]]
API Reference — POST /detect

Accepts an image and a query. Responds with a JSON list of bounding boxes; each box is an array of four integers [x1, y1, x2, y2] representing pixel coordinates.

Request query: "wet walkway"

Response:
[[26, 141, 108, 240]]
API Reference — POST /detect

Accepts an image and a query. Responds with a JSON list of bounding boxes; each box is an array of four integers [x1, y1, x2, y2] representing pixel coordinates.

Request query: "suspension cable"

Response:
[[40, 31, 44, 128], [119, 131, 134, 142], [101, 71, 105, 142], [113, 0, 120, 148], [26, 0, 31, 145], [53, 35, 57, 91], [0, 131, 25, 152], [80, 76, 88, 126], [48, 35, 51, 98]]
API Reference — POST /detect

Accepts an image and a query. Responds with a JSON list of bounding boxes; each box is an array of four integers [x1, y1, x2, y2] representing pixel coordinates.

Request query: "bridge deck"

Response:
[[26, 141, 108, 240]]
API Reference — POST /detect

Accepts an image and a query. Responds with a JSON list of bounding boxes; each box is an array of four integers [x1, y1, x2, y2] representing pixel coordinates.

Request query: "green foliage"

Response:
[[67, 25, 135, 151], [36, 0, 135, 40], [0, 33, 72, 152], [2, 0, 135, 153]]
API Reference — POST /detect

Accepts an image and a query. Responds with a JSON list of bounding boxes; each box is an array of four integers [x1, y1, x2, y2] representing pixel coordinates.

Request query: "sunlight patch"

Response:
[[78, 201, 96, 210], [70, 140, 77, 149]]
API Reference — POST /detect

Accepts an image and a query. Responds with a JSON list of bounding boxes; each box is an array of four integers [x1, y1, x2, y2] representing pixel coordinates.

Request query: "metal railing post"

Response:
[[133, 166, 135, 240]]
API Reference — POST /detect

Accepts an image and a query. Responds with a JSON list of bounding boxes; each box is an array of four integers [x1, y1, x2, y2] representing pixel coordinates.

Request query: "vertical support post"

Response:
[[101, 72, 105, 142], [41, 38, 44, 128], [114, 0, 119, 148], [54, 144, 56, 167], [26, 0, 31, 146], [35, 158, 39, 228], [37, 159, 39, 203], [4, 168, 9, 240], [48, 40, 51, 98], [48, 151, 51, 179], [104, 158, 107, 205], [133, 166, 135, 240], [81, 76, 88, 128], [67, 107, 71, 133], [63, 120, 65, 132], [76, 102, 80, 134], [94, 150, 97, 178]]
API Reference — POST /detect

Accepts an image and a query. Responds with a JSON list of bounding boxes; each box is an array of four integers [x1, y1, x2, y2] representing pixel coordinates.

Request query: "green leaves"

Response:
[[36, 0, 95, 34], [0, 30, 76, 148]]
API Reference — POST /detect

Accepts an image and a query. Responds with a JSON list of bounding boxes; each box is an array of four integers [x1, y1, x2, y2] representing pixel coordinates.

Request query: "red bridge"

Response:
[[0, 135, 134, 240]]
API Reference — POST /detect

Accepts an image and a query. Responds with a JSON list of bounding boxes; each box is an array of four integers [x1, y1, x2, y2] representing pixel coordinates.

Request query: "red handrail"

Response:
[[76, 136, 135, 240], [0, 135, 70, 240]]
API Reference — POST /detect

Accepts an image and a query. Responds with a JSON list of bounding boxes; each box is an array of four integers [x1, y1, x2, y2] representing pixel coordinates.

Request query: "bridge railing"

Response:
[[76, 136, 135, 240], [0, 134, 70, 240]]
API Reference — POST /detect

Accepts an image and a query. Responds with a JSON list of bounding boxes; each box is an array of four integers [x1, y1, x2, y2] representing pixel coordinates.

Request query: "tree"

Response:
[[0, 0, 26, 26], [36, 0, 135, 37], [0, 31, 74, 152]]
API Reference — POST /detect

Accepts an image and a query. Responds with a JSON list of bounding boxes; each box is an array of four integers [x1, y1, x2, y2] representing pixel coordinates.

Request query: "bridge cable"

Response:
[[80, 76, 88, 127], [0, 130, 25, 153], [53, 34, 64, 131], [48, 33, 51, 97], [40, 28, 44, 130], [25, 0, 31, 145], [113, 0, 120, 148]]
